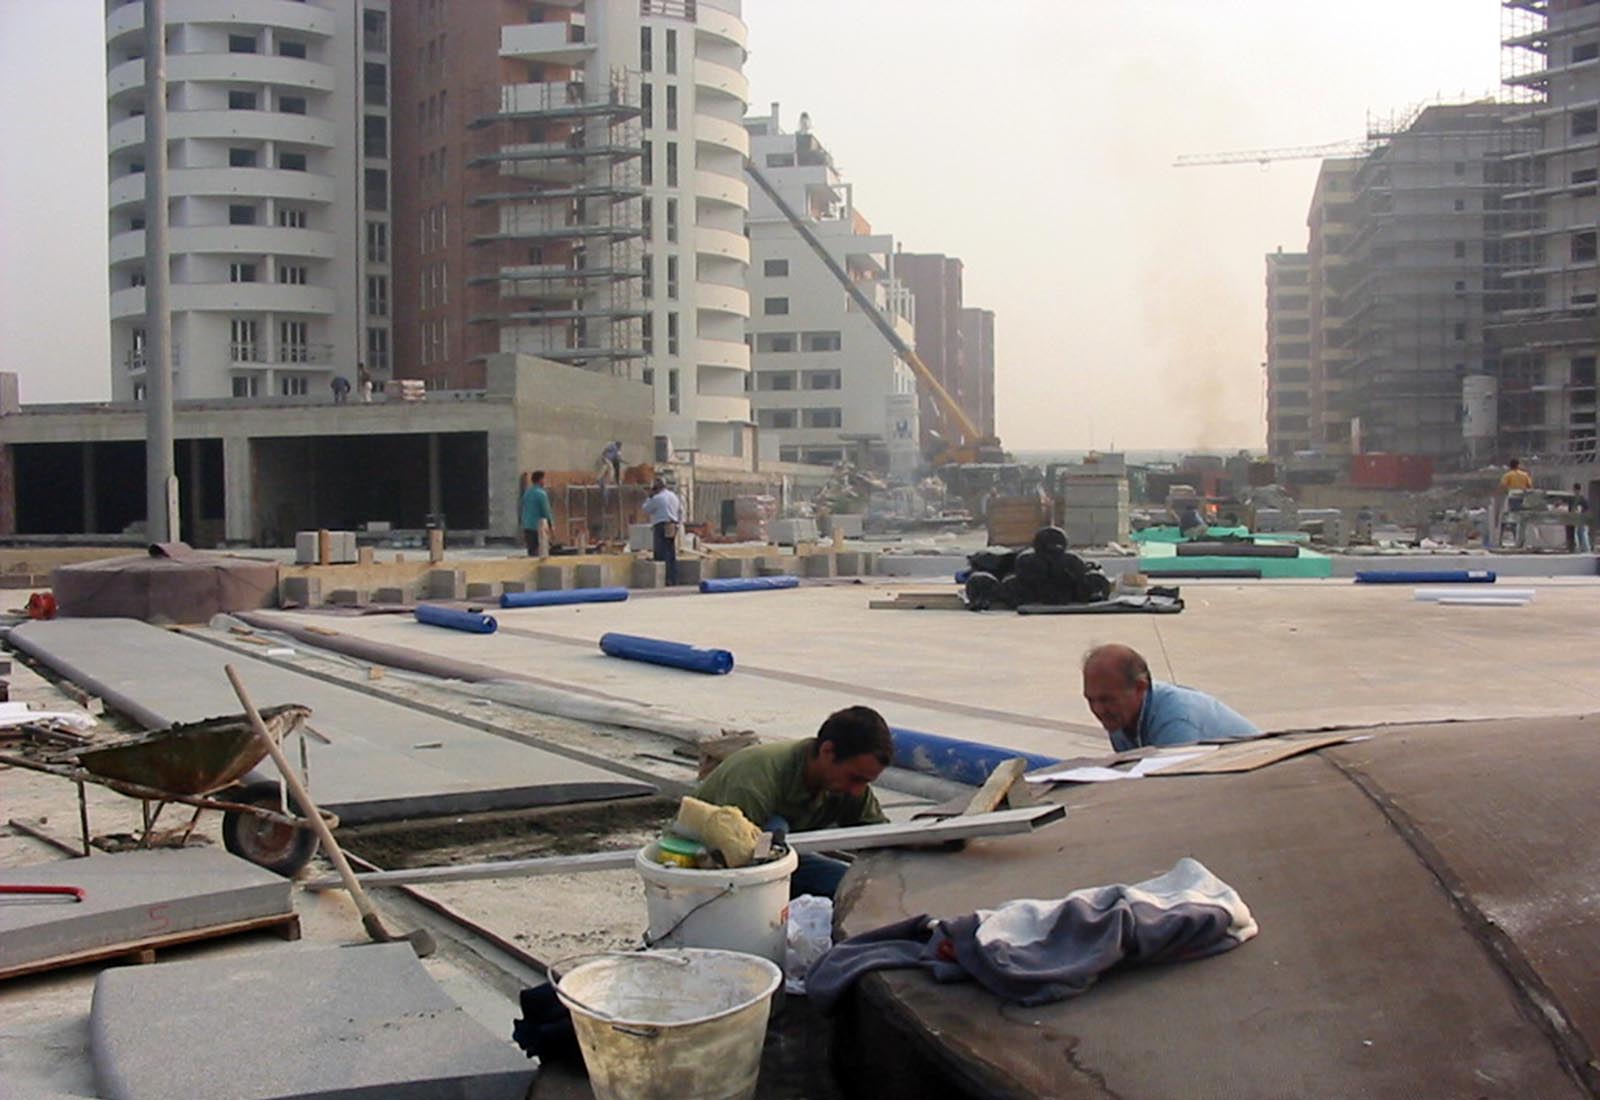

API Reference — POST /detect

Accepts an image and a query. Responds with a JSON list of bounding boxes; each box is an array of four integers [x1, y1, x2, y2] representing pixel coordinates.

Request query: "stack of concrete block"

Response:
[[803, 553, 837, 578], [627, 523, 654, 552], [574, 563, 607, 588], [820, 514, 864, 539], [464, 581, 501, 601], [675, 558, 705, 586], [427, 569, 466, 600], [280, 576, 321, 606], [714, 557, 754, 580], [769, 518, 819, 546], [535, 565, 567, 591], [630, 560, 665, 588], [294, 530, 359, 565], [1059, 470, 1130, 548]]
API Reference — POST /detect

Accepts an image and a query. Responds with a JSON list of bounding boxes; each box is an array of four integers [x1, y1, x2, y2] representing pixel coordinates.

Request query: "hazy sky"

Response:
[[0, 0, 1505, 449]]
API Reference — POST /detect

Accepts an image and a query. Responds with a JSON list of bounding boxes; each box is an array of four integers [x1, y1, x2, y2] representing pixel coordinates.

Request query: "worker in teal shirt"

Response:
[[1082, 643, 1258, 753], [520, 470, 554, 558]]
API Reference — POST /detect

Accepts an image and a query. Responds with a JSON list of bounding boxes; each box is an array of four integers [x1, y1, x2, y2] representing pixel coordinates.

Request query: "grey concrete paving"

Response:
[[90, 942, 535, 1100], [256, 577, 1600, 761], [9, 619, 654, 823], [0, 848, 290, 975]]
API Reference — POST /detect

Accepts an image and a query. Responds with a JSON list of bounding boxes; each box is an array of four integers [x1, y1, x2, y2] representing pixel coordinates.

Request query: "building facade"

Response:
[[1494, 0, 1600, 462], [1264, 250, 1312, 458], [895, 253, 967, 451], [743, 107, 919, 475], [958, 307, 996, 440], [391, 0, 752, 458], [105, 0, 391, 401], [1305, 158, 1361, 456]]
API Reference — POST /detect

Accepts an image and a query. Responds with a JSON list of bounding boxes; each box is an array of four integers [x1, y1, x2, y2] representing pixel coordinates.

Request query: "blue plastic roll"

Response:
[[599, 632, 734, 675], [500, 586, 630, 609], [697, 576, 800, 594], [415, 603, 497, 634], [889, 726, 1062, 788], [954, 569, 972, 584], [1353, 570, 1496, 585]]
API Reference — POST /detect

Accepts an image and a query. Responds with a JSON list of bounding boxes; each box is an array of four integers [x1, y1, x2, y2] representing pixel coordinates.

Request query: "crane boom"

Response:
[[743, 159, 987, 449], [1173, 139, 1376, 168]]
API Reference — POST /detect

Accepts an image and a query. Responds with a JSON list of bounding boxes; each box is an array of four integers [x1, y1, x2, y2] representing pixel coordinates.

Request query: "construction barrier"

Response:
[[697, 576, 800, 594], [889, 726, 1062, 788], [414, 603, 497, 634], [501, 587, 630, 609], [1353, 570, 1496, 585], [599, 632, 734, 675]]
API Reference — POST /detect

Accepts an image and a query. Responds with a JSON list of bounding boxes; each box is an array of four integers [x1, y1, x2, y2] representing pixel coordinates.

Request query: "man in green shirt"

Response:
[[695, 706, 893, 898], [520, 470, 554, 558]]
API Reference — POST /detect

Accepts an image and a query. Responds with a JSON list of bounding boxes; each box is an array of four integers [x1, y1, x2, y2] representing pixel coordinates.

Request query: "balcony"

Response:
[[109, 167, 336, 211], [695, 6, 749, 48], [692, 393, 753, 424], [500, 22, 594, 65], [694, 168, 746, 208], [229, 343, 337, 368], [695, 225, 750, 264], [694, 58, 749, 104], [696, 282, 748, 317], [167, 54, 336, 93], [110, 283, 336, 321], [107, 0, 334, 45], [693, 114, 750, 157], [695, 337, 750, 371]]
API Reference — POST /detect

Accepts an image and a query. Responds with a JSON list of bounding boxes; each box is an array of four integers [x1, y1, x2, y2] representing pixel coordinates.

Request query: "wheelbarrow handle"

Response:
[[0, 884, 85, 903]]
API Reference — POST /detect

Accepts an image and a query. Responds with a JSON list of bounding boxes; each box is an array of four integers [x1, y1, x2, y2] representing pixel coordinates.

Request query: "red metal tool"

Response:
[[0, 884, 85, 903]]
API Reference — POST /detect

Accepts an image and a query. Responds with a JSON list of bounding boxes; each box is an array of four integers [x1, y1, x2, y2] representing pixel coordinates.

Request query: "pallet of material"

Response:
[[869, 591, 969, 611]]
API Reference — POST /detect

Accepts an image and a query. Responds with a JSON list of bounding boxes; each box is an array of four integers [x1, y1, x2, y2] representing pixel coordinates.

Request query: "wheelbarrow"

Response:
[[0, 704, 332, 876]]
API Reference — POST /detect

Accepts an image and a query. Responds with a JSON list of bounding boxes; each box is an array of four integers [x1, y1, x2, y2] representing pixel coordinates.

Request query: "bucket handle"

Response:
[[546, 951, 693, 1039], [640, 884, 735, 950]]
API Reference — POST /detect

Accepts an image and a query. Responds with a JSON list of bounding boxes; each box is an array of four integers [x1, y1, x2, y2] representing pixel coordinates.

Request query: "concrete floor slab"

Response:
[[0, 849, 290, 976], [89, 942, 535, 1100], [253, 578, 1600, 761], [9, 619, 654, 824]]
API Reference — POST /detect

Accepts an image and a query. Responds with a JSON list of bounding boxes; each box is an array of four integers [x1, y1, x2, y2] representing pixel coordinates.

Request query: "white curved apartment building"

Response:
[[104, 0, 391, 401]]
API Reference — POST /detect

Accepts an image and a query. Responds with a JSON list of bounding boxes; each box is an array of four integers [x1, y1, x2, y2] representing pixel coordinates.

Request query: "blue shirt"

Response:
[[519, 485, 553, 529], [1109, 681, 1259, 753], [642, 488, 682, 525]]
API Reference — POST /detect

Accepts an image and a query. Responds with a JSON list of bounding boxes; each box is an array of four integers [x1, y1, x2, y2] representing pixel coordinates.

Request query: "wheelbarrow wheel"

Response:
[[221, 781, 320, 877]]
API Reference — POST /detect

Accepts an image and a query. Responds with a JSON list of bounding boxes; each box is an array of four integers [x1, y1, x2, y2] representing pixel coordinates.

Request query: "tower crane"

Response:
[[1172, 139, 1377, 169]]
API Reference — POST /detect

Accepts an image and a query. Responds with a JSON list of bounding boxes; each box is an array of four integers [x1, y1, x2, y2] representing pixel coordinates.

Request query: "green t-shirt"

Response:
[[695, 739, 887, 833]]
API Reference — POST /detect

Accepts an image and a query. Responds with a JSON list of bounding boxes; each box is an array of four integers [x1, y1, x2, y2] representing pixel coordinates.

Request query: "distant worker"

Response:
[[1500, 457, 1533, 493], [695, 706, 892, 898], [1496, 458, 1534, 546], [1082, 643, 1259, 753], [520, 470, 554, 559], [330, 375, 351, 405], [357, 364, 374, 404], [1571, 483, 1592, 554], [598, 440, 623, 486], [641, 477, 682, 585]]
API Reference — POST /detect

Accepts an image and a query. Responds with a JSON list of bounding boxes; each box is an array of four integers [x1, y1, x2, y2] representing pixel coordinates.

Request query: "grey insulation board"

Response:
[[90, 942, 535, 1100], [8, 619, 654, 824], [0, 848, 290, 976]]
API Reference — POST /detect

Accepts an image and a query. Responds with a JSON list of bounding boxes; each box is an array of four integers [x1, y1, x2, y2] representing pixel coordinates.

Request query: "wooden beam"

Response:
[[961, 757, 1029, 816]]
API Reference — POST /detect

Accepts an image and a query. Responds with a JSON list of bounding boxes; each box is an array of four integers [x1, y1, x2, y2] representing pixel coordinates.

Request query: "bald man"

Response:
[[1082, 643, 1259, 753]]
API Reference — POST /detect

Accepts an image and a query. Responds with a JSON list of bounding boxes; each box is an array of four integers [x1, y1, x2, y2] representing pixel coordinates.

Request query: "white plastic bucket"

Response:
[[556, 948, 783, 1100], [635, 843, 797, 966]]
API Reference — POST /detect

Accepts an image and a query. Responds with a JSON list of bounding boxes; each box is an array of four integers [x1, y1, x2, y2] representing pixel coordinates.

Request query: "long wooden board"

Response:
[[0, 912, 300, 983], [868, 591, 968, 611], [306, 804, 1066, 891], [1152, 732, 1357, 775]]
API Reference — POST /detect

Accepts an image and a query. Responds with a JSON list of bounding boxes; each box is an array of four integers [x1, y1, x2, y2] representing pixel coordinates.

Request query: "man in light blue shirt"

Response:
[[641, 478, 683, 585], [1081, 643, 1259, 753]]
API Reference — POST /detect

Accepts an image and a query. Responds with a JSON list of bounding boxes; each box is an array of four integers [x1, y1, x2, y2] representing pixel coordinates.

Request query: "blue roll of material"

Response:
[[889, 726, 1063, 788], [500, 587, 630, 609], [415, 603, 497, 634], [1353, 570, 1496, 585], [697, 576, 800, 594], [599, 632, 734, 675], [954, 569, 972, 584]]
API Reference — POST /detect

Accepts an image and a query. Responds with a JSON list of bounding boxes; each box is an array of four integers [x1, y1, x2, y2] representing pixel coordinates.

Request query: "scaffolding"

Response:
[[463, 67, 646, 376]]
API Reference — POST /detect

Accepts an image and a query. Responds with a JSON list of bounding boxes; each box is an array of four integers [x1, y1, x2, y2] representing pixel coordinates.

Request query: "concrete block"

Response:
[[0, 849, 291, 975], [574, 563, 607, 589], [630, 559, 666, 589], [835, 550, 864, 576], [327, 587, 368, 607], [715, 557, 754, 580], [90, 942, 535, 1100], [770, 518, 820, 545], [675, 558, 705, 586], [628, 523, 654, 552], [293, 531, 320, 565], [820, 514, 864, 539], [861, 551, 879, 575], [501, 580, 530, 594], [427, 569, 466, 600], [804, 553, 837, 579], [535, 564, 567, 591], [465, 581, 501, 601], [280, 576, 321, 607], [373, 586, 412, 605]]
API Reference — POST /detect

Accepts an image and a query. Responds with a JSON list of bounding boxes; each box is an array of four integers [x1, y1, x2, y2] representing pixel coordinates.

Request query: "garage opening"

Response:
[[10, 439, 224, 544]]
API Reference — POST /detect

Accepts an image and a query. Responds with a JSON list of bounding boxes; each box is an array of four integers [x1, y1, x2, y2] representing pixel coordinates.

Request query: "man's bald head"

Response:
[[1082, 644, 1152, 735]]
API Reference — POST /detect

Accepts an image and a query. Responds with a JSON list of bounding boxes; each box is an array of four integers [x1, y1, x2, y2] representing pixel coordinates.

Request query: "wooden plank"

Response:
[[962, 757, 1029, 816], [1153, 732, 1357, 775], [307, 804, 1067, 891], [868, 592, 968, 611], [0, 912, 301, 983]]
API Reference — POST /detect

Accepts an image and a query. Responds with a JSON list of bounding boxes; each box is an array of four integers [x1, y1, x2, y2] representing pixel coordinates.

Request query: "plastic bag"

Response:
[[784, 894, 834, 995]]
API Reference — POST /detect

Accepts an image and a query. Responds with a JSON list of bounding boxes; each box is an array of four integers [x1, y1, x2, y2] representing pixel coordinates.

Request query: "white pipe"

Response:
[[1414, 588, 1534, 602]]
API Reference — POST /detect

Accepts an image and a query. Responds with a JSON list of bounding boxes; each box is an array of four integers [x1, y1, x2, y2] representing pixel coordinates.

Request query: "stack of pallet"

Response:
[[1059, 466, 1130, 547], [986, 497, 1048, 546]]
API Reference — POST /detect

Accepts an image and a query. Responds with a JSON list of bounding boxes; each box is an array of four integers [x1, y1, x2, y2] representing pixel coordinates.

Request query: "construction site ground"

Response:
[[3, 568, 1598, 1097]]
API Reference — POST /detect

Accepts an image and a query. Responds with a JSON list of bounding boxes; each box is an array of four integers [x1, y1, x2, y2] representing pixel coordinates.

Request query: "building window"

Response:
[[228, 262, 257, 283], [133, 382, 146, 401], [1453, 322, 1467, 341], [367, 275, 388, 317], [641, 197, 653, 239], [228, 203, 257, 226], [230, 319, 259, 360], [228, 147, 257, 168], [228, 90, 257, 110], [366, 327, 389, 371], [129, 270, 145, 288], [757, 371, 795, 391], [641, 252, 653, 298], [228, 33, 257, 54], [765, 153, 795, 168], [802, 331, 842, 352], [667, 312, 679, 356], [278, 207, 307, 229], [279, 95, 307, 115], [280, 321, 308, 361], [666, 256, 679, 300], [804, 370, 842, 390], [279, 264, 307, 285], [763, 259, 789, 277], [1573, 109, 1598, 138], [641, 82, 653, 128], [665, 85, 677, 130], [1453, 241, 1467, 259], [665, 29, 677, 74], [665, 199, 678, 244], [363, 115, 387, 157], [364, 169, 388, 211], [668, 367, 680, 414], [804, 407, 842, 429], [366, 222, 388, 263], [764, 297, 789, 315], [231, 376, 259, 397], [277, 39, 307, 60], [642, 313, 654, 355], [1573, 231, 1598, 263], [364, 61, 387, 105], [640, 26, 652, 72], [758, 409, 797, 429], [641, 140, 653, 186], [279, 151, 308, 172], [666, 142, 678, 187], [756, 333, 796, 353], [280, 376, 309, 396]]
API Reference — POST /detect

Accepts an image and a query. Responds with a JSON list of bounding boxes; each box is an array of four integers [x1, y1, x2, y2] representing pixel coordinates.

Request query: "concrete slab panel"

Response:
[[8, 620, 654, 825], [427, 569, 465, 600], [0, 849, 290, 976], [715, 557, 752, 580], [675, 559, 704, 586], [90, 942, 535, 1100], [630, 560, 665, 589], [280, 577, 321, 607], [803, 554, 837, 579], [574, 564, 606, 588]]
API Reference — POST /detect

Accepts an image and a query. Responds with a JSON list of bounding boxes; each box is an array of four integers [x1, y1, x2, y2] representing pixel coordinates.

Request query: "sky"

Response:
[[0, 0, 1506, 450]]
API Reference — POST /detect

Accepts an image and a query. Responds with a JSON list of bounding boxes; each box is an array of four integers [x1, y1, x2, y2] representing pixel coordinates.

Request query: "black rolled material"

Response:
[[1175, 542, 1299, 558], [1032, 526, 1070, 555], [964, 571, 1001, 611]]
